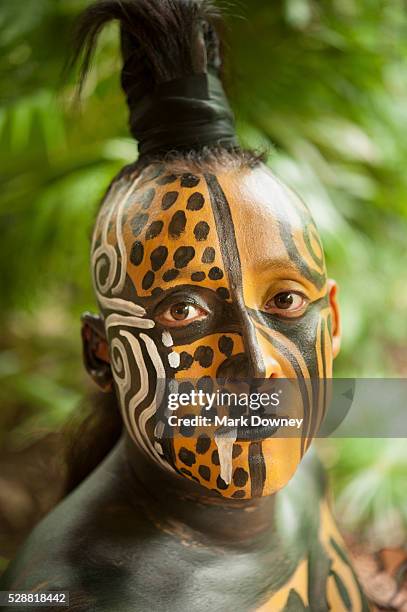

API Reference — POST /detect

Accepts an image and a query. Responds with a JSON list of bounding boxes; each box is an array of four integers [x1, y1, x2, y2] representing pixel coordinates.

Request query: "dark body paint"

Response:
[[0, 167, 370, 610], [0, 438, 369, 612], [88, 165, 338, 498]]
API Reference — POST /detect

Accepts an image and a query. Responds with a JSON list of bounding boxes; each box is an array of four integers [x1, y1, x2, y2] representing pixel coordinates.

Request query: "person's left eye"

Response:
[[155, 302, 209, 327], [264, 291, 308, 316]]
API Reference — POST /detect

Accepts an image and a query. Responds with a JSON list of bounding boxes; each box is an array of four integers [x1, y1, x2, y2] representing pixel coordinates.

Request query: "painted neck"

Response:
[[122, 434, 276, 548]]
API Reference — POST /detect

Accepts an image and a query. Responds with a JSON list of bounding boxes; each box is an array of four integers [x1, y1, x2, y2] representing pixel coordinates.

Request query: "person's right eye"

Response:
[[155, 301, 209, 328]]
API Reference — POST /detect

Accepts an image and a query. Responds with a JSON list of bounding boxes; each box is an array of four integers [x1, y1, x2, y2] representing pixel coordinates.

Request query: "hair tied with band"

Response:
[[70, 0, 239, 159]]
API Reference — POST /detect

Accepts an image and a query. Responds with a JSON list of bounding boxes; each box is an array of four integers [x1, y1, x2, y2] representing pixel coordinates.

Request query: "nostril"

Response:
[[264, 358, 283, 379]]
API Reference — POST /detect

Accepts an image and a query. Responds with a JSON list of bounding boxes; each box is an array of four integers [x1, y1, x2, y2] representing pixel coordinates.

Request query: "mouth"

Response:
[[212, 417, 282, 486], [236, 423, 279, 441], [215, 417, 282, 442]]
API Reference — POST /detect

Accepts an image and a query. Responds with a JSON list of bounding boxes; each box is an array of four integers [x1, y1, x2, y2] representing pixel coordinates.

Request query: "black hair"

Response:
[[70, 0, 240, 158], [64, 392, 122, 493], [64, 1, 264, 494], [72, 0, 221, 87]]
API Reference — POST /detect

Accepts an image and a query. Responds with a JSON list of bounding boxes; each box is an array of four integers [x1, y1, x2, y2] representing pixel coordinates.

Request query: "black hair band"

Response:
[[127, 73, 239, 157]]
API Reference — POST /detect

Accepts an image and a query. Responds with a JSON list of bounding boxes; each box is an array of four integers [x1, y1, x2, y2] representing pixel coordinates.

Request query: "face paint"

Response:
[[214, 427, 237, 485], [91, 161, 333, 498]]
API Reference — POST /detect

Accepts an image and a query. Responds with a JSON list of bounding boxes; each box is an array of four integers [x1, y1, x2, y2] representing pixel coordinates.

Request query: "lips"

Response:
[[237, 422, 279, 441], [216, 418, 281, 442]]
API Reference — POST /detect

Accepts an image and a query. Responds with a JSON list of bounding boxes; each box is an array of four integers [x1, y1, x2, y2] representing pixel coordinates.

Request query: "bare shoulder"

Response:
[[0, 445, 133, 597]]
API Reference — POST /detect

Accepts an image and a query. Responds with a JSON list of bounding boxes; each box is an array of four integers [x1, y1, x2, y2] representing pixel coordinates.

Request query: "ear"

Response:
[[327, 280, 341, 358], [81, 312, 113, 391]]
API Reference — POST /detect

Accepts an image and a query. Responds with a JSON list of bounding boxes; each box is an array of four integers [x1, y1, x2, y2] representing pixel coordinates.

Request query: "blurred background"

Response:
[[0, 0, 406, 596]]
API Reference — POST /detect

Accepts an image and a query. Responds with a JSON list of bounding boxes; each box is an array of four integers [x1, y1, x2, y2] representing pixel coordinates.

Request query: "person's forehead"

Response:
[[116, 169, 230, 297], [95, 164, 325, 300], [215, 166, 327, 301]]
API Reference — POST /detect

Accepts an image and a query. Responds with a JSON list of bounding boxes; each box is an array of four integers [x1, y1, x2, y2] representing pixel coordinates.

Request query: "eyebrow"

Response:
[[254, 257, 303, 273], [250, 256, 327, 292]]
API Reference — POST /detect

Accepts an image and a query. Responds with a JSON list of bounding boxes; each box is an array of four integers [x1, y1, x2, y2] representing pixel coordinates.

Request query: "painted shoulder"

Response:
[[0, 445, 129, 607]]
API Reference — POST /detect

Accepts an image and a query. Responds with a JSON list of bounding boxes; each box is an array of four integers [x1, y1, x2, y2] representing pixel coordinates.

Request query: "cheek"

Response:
[[168, 333, 299, 498], [107, 329, 158, 451], [261, 301, 333, 379], [171, 333, 244, 379], [249, 303, 333, 455], [167, 333, 249, 498], [261, 438, 302, 495]]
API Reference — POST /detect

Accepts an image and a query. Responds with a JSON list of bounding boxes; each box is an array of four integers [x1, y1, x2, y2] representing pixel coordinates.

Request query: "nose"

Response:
[[216, 349, 282, 380], [261, 352, 283, 379], [235, 298, 283, 380]]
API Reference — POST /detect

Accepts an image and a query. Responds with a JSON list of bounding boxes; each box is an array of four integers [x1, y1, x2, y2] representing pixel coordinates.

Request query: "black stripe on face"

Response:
[[248, 441, 266, 497], [307, 366, 320, 451], [306, 315, 329, 450], [255, 317, 329, 452], [203, 174, 242, 293], [304, 224, 324, 268], [248, 294, 329, 449], [278, 219, 326, 291], [255, 326, 310, 456], [204, 173, 265, 377], [276, 190, 326, 290]]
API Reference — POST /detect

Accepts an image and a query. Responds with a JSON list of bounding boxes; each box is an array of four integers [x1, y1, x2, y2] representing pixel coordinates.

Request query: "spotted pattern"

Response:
[[174, 246, 195, 269], [202, 247, 215, 263], [193, 346, 214, 368], [191, 271, 205, 281], [196, 434, 211, 454], [131, 213, 149, 237], [161, 191, 178, 210], [171, 333, 255, 498], [219, 335, 234, 357], [156, 173, 177, 185], [145, 220, 163, 240], [150, 246, 168, 271], [92, 164, 367, 610], [194, 221, 210, 241], [168, 210, 187, 238], [180, 173, 200, 188], [130, 241, 144, 266], [187, 192, 205, 210], [100, 166, 331, 500], [123, 175, 231, 298]]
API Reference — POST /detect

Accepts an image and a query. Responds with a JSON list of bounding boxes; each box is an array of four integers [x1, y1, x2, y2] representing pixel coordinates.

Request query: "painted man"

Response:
[[0, 1, 371, 610]]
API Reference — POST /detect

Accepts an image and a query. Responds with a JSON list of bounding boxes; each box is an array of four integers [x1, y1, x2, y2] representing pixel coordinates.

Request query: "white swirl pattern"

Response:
[[91, 175, 173, 471]]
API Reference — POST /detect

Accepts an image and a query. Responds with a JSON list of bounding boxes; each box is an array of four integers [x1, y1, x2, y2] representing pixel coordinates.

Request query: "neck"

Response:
[[121, 434, 276, 548]]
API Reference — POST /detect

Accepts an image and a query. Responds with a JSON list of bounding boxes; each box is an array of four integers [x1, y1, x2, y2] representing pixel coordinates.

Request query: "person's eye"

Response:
[[264, 292, 308, 317], [155, 302, 209, 327]]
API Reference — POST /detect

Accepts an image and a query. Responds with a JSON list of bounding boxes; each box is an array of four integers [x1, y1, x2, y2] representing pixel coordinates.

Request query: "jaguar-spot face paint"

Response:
[[91, 161, 335, 498]]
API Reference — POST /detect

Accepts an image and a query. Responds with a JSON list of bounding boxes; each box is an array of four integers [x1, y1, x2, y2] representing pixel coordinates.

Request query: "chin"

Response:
[[172, 436, 303, 499]]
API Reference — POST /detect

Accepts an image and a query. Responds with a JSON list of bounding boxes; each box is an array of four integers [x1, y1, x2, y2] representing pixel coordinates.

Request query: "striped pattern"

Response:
[[91, 162, 333, 497]]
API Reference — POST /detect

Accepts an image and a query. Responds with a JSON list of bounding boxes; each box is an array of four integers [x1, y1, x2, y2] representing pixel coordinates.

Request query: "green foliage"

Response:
[[318, 438, 407, 546], [0, 0, 406, 540]]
